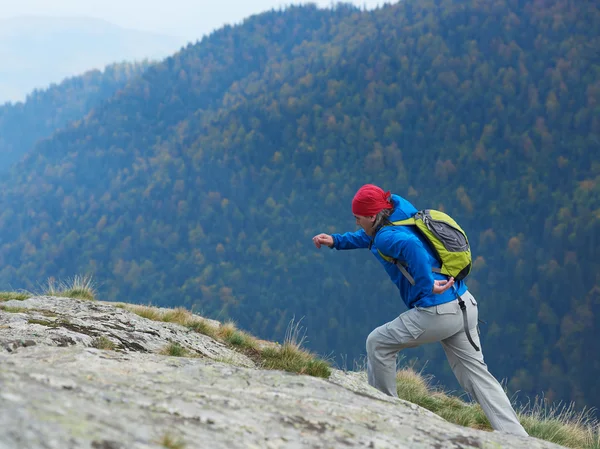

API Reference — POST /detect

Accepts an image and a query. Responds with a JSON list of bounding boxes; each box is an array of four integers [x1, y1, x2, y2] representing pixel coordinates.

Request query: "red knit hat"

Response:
[[352, 184, 392, 216]]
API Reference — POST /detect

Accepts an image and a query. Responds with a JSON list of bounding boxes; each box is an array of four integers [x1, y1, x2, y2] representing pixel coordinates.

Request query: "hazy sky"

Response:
[[1, 0, 387, 42]]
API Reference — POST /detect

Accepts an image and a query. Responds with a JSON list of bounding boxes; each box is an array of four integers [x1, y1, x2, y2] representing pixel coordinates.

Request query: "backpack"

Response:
[[377, 209, 481, 352], [377, 209, 472, 284]]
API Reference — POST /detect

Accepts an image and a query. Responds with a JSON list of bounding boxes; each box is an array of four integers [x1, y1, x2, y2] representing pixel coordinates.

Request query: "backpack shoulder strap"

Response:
[[389, 217, 417, 226]]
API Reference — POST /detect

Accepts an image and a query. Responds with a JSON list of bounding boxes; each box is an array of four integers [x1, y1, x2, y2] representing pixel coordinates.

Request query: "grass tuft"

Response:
[[28, 318, 58, 327], [284, 316, 308, 348], [0, 291, 32, 301], [43, 275, 96, 300], [261, 343, 331, 378], [0, 305, 29, 313], [161, 342, 189, 357], [395, 368, 490, 430], [217, 322, 259, 351], [518, 399, 600, 449], [156, 432, 186, 449], [225, 331, 253, 348], [92, 336, 117, 350], [257, 316, 331, 378], [161, 307, 193, 325], [186, 319, 218, 339], [125, 304, 162, 321]]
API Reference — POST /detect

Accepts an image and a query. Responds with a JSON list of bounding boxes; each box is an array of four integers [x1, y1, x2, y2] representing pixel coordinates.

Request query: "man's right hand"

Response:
[[312, 233, 334, 249]]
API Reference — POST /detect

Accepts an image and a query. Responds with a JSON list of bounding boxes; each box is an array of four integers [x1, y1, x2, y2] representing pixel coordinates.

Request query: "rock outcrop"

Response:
[[0, 296, 565, 449]]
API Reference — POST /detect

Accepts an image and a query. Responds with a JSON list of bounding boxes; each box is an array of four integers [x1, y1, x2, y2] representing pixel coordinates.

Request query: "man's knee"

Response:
[[366, 328, 382, 357]]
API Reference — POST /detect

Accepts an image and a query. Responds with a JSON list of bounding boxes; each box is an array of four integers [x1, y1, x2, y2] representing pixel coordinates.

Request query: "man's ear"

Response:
[[369, 216, 376, 223]]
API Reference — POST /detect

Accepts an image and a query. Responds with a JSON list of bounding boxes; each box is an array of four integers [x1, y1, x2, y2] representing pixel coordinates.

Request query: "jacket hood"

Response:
[[388, 194, 418, 222]]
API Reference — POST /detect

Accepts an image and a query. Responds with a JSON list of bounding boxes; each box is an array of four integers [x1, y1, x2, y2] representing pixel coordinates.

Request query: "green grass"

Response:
[[161, 342, 190, 357], [394, 367, 600, 448], [258, 316, 330, 378], [261, 343, 331, 378], [217, 322, 260, 351], [92, 336, 117, 350], [0, 292, 31, 301], [27, 318, 58, 327], [0, 305, 29, 313], [0, 305, 57, 317]]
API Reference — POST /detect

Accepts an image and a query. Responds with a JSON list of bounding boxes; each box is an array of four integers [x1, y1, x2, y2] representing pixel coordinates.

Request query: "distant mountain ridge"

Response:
[[0, 15, 184, 103]]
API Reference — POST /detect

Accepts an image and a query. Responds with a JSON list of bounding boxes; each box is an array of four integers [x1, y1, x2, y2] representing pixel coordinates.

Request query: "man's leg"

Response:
[[366, 316, 415, 396], [366, 304, 461, 397], [441, 293, 528, 436]]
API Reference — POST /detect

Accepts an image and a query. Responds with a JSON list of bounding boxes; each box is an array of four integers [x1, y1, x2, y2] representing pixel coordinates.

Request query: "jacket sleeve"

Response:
[[331, 229, 371, 250], [375, 229, 434, 297]]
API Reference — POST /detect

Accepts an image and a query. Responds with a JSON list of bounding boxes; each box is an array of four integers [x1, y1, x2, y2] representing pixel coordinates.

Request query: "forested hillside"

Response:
[[0, 61, 149, 170], [0, 0, 598, 411]]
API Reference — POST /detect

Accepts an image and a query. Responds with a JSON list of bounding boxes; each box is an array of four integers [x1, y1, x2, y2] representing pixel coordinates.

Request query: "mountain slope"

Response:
[[0, 295, 564, 449], [0, 0, 598, 412], [0, 61, 150, 171]]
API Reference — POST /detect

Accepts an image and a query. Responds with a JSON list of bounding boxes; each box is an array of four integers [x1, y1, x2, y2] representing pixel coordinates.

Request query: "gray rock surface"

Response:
[[0, 296, 254, 367], [0, 297, 566, 449]]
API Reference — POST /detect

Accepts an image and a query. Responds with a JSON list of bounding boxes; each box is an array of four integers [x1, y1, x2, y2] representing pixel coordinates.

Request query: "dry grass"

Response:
[[124, 304, 331, 378], [518, 399, 600, 449], [260, 317, 331, 378], [395, 368, 489, 429], [121, 305, 260, 350], [394, 367, 600, 448], [156, 432, 186, 449], [43, 275, 96, 300], [187, 318, 218, 338]]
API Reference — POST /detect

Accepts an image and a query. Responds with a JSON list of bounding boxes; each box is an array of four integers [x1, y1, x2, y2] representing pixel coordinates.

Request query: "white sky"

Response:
[[1, 0, 388, 42]]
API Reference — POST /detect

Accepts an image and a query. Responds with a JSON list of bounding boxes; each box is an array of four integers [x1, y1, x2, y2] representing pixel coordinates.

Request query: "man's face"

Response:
[[355, 214, 376, 235]]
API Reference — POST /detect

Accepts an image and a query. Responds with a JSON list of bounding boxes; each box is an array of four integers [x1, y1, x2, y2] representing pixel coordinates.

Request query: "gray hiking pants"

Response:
[[366, 290, 528, 436]]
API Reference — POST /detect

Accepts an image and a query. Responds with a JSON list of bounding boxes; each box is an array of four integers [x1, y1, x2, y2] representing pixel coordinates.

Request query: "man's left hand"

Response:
[[433, 277, 455, 294]]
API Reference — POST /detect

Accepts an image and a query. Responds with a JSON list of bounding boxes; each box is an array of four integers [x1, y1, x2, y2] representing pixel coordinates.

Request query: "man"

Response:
[[312, 184, 527, 436]]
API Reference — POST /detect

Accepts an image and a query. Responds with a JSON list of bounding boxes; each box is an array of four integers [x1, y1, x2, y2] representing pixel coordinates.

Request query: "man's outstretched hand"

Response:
[[313, 233, 334, 249], [433, 277, 455, 294]]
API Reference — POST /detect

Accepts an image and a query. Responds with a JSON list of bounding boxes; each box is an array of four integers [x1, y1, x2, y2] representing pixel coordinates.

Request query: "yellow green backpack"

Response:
[[377, 209, 472, 283]]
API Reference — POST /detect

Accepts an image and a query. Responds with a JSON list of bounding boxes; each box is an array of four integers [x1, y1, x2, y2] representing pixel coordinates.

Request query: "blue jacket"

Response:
[[331, 194, 467, 309]]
